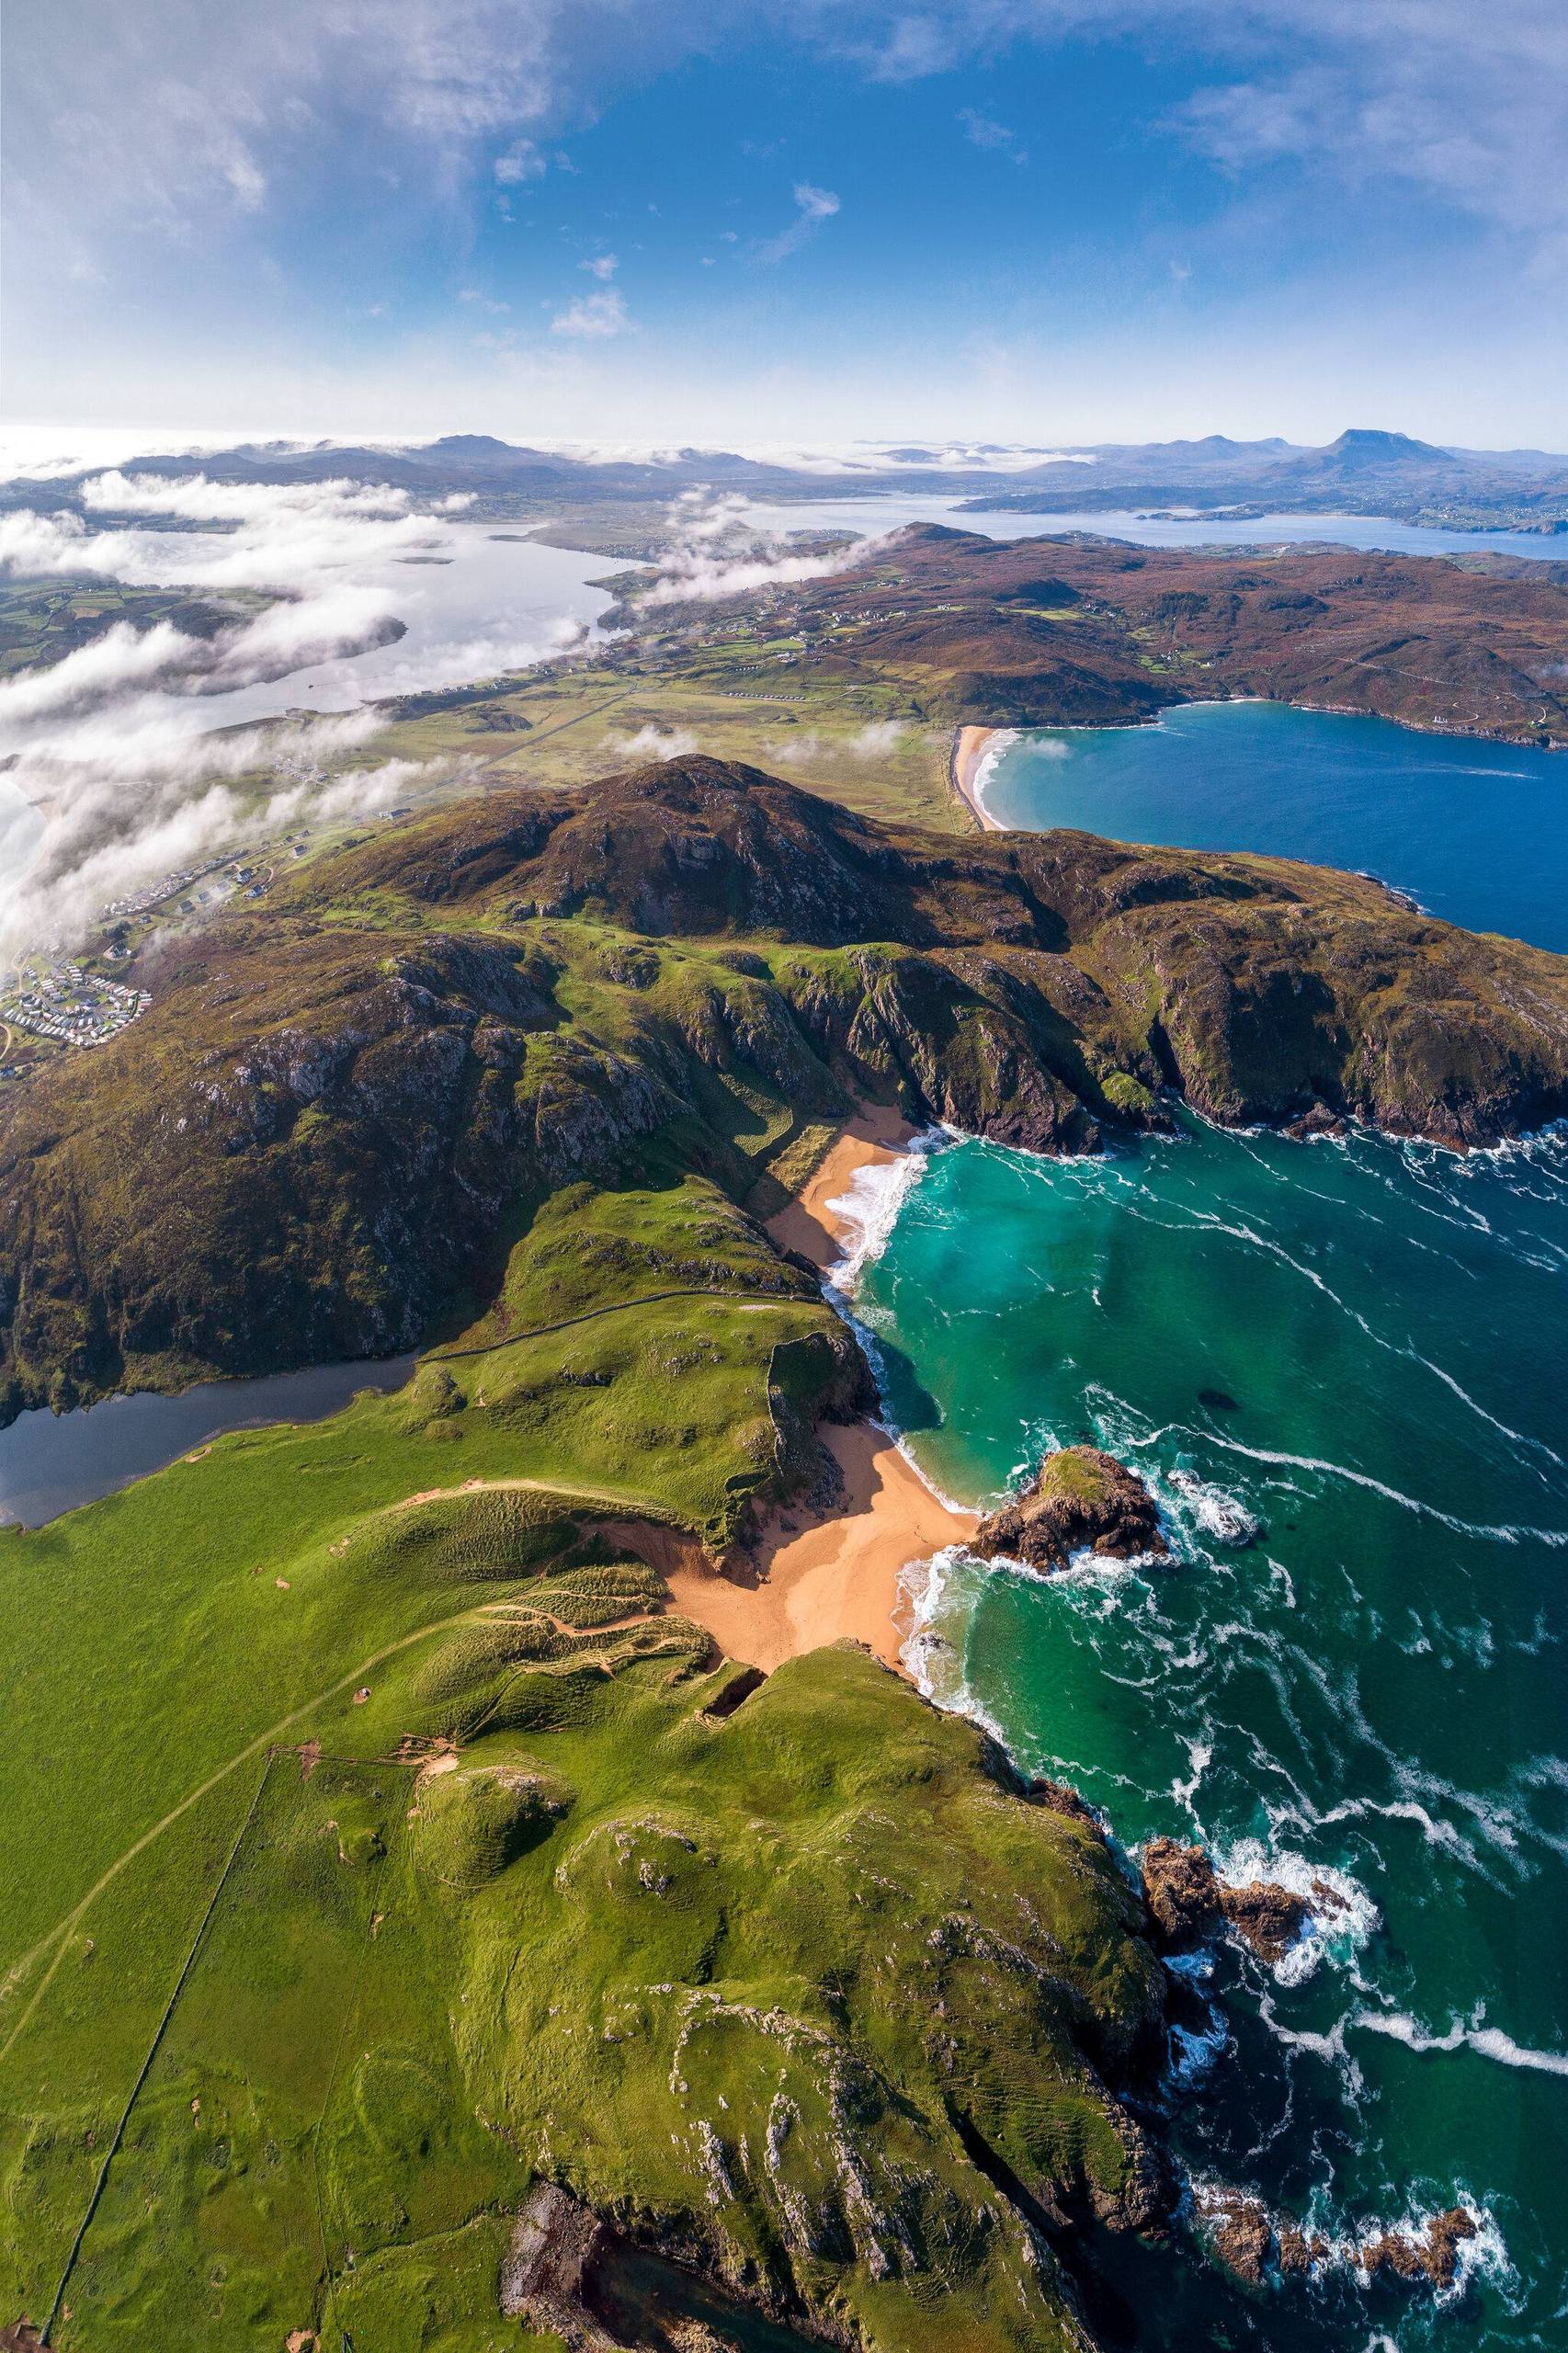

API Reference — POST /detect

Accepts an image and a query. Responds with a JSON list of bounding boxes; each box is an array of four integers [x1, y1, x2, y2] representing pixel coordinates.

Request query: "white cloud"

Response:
[[867, 16, 957, 83], [549, 286, 631, 337], [494, 135, 546, 184], [608, 723, 700, 761], [637, 489, 898, 606], [582, 252, 618, 280], [958, 106, 1027, 163], [765, 718, 909, 765], [0, 473, 444, 598], [1, 732, 460, 961], [756, 180, 841, 265]]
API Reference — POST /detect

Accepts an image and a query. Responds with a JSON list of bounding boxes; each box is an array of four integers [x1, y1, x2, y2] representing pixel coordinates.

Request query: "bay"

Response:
[[977, 700, 1568, 950]]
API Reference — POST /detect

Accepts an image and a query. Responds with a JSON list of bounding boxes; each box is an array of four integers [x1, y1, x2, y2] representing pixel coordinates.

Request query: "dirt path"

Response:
[[428, 1284, 789, 1364], [0, 1599, 509, 2068]]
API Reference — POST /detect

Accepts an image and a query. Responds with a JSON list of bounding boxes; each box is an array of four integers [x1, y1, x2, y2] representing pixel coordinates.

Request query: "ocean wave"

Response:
[[969, 726, 1025, 822], [895, 1545, 1014, 1746], [1188, 1428, 1568, 1546], [820, 1125, 944, 1294], [1187, 2177, 1515, 2313], [1352, 2006, 1568, 2079], [1168, 1465, 1263, 1546]]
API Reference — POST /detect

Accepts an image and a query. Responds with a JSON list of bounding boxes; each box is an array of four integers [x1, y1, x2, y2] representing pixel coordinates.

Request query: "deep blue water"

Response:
[[978, 701, 1568, 950]]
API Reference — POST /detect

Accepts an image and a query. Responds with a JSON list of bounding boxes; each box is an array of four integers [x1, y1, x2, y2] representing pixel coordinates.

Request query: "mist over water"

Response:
[[855, 1117, 1568, 2346]]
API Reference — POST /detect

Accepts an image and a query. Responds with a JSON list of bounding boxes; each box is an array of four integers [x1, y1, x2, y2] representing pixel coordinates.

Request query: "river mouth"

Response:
[[975, 699, 1568, 951], [0, 1355, 416, 1528]]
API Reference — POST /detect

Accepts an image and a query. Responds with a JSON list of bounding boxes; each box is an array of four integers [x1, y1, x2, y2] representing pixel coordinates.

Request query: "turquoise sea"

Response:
[[976, 701, 1568, 950], [844, 1118, 1568, 2347], [833, 702, 1568, 2343]]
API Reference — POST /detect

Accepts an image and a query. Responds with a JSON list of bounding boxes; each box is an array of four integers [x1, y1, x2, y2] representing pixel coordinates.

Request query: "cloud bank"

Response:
[[0, 473, 481, 958]]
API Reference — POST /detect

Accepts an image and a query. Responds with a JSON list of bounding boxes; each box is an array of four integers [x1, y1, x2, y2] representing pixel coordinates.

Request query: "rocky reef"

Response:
[[1195, 2180, 1480, 2295], [971, 1446, 1168, 1574]]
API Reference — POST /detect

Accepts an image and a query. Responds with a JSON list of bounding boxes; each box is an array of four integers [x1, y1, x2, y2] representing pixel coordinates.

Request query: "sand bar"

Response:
[[951, 724, 1007, 831], [666, 1113, 977, 1674]]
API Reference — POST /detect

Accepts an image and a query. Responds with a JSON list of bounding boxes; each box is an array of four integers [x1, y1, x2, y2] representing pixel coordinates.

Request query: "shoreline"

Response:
[[665, 1109, 977, 1675], [950, 724, 1008, 831]]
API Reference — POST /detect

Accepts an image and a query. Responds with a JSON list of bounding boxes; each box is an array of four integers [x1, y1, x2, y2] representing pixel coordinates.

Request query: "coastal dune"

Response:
[[665, 1113, 977, 1673]]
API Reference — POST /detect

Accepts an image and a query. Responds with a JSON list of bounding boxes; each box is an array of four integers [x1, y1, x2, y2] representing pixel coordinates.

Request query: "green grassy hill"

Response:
[[0, 1317, 1165, 2349]]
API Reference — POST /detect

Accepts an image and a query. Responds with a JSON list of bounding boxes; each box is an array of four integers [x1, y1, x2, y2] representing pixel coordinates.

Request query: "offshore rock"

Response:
[[1141, 1839, 1224, 1947], [971, 1446, 1168, 1574], [1221, 1878, 1309, 1965], [1359, 2207, 1478, 2290]]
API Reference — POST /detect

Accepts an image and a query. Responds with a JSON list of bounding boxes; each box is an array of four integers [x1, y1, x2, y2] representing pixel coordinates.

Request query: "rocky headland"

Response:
[[5, 754, 1568, 1422]]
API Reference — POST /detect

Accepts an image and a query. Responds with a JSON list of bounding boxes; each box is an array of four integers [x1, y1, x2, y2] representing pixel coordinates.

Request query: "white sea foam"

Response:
[[1352, 2005, 1568, 2078], [1168, 1466, 1262, 1546], [1171, 1737, 1212, 1813], [1168, 2012, 1231, 2087], [820, 1126, 945, 1296], [1212, 1839, 1380, 1984], [968, 727, 1023, 824]]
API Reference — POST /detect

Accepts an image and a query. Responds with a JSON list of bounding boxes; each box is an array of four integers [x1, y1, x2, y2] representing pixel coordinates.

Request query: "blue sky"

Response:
[[8, 1, 1566, 449]]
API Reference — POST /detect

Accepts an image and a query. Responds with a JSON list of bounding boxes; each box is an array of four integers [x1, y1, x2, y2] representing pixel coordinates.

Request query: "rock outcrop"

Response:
[[1198, 2181, 1478, 2297], [971, 1446, 1168, 1574], [1360, 2207, 1478, 2290], [1141, 1838, 1308, 1965]]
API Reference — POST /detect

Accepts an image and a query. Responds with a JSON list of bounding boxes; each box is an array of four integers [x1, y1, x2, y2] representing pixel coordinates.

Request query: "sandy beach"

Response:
[[951, 724, 1007, 831], [665, 1113, 977, 1674], [762, 1098, 915, 1272]]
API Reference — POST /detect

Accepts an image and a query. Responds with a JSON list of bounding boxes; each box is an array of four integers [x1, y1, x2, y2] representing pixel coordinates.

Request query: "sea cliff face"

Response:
[[3, 755, 1566, 1419]]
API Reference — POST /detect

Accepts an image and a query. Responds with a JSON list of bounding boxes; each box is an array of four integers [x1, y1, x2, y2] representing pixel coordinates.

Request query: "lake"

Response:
[[0, 1356, 416, 1528], [744, 493, 1568, 563]]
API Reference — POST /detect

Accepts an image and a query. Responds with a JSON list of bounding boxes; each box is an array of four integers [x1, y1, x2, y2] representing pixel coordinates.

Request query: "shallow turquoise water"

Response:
[[979, 701, 1568, 949], [847, 1115, 1568, 2346]]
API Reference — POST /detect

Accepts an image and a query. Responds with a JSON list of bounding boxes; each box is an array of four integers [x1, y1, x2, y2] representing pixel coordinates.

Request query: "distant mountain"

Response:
[[10, 425, 1564, 536], [959, 427, 1568, 531], [1320, 428, 1455, 467], [106, 433, 789, 501]]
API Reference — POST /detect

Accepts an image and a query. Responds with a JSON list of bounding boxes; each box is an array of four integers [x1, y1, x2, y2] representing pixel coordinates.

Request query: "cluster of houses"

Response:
[[6, 961, 151, 1051]]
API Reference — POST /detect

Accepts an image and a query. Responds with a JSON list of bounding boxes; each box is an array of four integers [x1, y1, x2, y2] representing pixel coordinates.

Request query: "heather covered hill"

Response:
[[4, 756, 1567, 1420], [621, 526, 1568, 746]]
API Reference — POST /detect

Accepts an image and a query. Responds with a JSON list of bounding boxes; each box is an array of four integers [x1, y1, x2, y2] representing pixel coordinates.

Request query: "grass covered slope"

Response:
[[0, 1319, 1165, 2349], [5, 755, 1568, 1420]]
